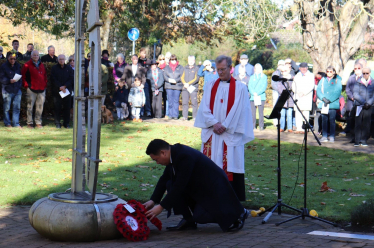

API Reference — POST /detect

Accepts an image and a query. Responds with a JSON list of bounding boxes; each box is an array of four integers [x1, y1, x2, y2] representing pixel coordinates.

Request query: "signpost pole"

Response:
[[128, 28, 139, 55]]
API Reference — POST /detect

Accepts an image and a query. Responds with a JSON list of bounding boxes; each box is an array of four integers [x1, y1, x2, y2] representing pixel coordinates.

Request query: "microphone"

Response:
[[272, 75, 293, 81]]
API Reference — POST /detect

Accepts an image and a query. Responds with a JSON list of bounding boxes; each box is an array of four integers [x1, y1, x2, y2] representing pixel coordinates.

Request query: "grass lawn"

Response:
[[0, 120, 373, 224]]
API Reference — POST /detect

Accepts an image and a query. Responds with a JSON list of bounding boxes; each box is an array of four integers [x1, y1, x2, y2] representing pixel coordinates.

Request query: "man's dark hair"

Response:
[[12, 40, 19, 45], [170, 54, 177, 61], [27, 43, 34, 47], [146, 139, 170, 155]]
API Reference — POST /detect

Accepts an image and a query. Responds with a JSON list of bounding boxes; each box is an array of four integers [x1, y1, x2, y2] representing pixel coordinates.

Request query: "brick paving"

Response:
[[1, 206, 374, 247]]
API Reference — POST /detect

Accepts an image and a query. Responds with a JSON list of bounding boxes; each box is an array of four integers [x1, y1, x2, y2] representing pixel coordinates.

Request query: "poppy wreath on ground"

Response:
[[113, 200, 162, 242]]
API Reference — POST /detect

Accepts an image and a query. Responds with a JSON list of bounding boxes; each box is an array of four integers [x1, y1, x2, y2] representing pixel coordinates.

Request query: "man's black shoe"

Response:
[[228, 209, 249, 232], [55, 123, 61, 128], [63, 124, 70, 129], [349, 139, 355, 143], [166, 219, 197, 231]]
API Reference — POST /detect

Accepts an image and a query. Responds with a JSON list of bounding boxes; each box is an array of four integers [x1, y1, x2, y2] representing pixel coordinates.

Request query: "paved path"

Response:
[[1, 205, 374, 248]]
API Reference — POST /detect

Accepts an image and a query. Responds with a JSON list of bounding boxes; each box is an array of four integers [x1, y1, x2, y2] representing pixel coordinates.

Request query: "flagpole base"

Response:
[[29, 194, 126, 242]]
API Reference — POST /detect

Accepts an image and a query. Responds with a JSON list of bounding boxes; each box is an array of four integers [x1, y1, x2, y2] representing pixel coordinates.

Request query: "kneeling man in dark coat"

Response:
[[144, 139, 249, 232]]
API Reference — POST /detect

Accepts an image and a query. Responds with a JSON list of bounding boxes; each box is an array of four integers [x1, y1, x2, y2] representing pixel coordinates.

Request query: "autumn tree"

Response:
[[294, 0, 374, 74]]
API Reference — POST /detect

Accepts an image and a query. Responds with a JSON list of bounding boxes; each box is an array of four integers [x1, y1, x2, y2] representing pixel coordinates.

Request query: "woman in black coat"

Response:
[[0, 55, 23, 127], [163, 54, 184, 120], [147, 60, 165, 118]]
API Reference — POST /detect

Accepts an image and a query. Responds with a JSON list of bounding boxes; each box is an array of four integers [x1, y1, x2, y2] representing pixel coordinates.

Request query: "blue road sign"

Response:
[[128, 28, 140, 41]]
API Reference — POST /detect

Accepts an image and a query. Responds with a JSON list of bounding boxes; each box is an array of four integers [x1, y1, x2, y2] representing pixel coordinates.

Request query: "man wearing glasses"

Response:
[[195, 55, 254, 201], [0, 54, 23, 128]]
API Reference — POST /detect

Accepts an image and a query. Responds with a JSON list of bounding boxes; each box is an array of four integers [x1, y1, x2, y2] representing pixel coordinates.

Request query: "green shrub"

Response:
[[351, 199, 374, 227], [272, 43, 312, 68], [240, 43, 312, 70], [242, 49, 274, 69]]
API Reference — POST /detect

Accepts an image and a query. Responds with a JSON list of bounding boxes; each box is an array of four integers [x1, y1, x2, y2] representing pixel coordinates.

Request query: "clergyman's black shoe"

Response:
[[228, 209, 249, 232], [166, 219, 197, 231]]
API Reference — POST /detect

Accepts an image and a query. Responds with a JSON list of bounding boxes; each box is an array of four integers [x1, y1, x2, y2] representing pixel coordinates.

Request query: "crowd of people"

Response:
[[0, 40, 73, 129], [271, 58, 374, 147], [1, 39, 373, 147]]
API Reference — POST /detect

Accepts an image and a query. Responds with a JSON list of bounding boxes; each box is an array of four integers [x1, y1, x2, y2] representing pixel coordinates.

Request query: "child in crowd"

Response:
[[112, 81, 129, 120], [128, 77, 145, 122]]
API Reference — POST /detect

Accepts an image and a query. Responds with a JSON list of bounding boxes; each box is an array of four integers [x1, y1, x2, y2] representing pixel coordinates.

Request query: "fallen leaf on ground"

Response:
[[136, 165, 149, 168], [321, 202, 326, 205], [349, 193, 365, 197], [319, 181, 332, 192]]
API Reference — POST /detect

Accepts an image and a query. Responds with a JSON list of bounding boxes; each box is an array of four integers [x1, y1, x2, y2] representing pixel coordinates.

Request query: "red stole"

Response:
[[210, 77, 236, 115], [204, 77, 236, 181]]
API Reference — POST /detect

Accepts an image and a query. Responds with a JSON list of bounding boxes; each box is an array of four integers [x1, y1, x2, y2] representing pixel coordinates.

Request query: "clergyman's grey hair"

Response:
[[215, 55, 232, 67]]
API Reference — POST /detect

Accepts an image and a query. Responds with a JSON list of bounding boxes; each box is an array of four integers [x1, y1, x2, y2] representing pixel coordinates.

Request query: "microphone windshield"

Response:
[[272, 75, 280, 81]]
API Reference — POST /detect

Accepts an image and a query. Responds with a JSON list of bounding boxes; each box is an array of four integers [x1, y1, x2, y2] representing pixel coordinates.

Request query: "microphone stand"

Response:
[[260, 87, 302, 224], [273, 80, 337, 227]]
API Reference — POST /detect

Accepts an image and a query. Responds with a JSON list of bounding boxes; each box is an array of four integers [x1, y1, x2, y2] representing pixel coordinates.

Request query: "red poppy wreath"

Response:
[[113, 200, 162, 242]]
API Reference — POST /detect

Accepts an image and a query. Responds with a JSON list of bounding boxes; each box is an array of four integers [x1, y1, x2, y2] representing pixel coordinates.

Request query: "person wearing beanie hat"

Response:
[[292, 62, 315, 134], [101, 49, 113, 67]]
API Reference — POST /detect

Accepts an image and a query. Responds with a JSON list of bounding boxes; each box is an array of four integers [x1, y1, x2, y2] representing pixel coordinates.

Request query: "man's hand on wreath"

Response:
[[143, 200, 155, 210], [145, 205, 164, 220]]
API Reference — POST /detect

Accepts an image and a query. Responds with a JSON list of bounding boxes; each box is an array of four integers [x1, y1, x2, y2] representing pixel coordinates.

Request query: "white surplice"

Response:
[[194, 79, 254, 173]]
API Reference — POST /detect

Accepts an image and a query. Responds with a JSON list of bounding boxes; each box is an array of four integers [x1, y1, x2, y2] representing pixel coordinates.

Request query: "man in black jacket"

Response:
[[181, 55, 200, 121], [41, 45, 58, 63], [50, 55, 74, 128], [23, 43, 34, 61], [121, 55, 146, 88], [144, 139, 249, 232], [6, 40, 23, 61], [121, 55, 146, 119]]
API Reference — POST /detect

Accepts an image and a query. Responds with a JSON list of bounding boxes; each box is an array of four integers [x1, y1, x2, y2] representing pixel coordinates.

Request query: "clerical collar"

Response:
[[220, 77, 232, 83]]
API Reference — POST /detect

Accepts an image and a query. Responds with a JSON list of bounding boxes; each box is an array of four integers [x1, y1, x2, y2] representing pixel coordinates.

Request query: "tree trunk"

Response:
[[100, 10, 114, 50], [298, 0, 374, 74]]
